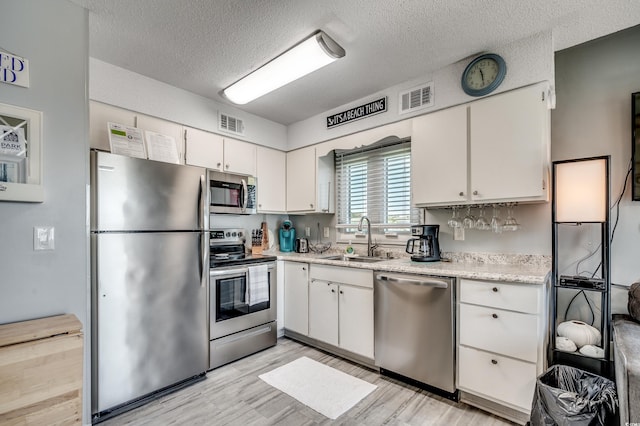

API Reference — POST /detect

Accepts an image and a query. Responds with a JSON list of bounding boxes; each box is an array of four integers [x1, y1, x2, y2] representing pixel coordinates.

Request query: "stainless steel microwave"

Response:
[[209, 171, 257, 214]]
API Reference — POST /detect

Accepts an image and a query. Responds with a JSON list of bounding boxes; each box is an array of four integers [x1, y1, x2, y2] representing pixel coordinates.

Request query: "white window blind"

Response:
[[335, 137, 418, 236]]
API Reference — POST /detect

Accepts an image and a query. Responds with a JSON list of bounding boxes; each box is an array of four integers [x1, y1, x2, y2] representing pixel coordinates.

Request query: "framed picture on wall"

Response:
[[0, 102, 43, 202]]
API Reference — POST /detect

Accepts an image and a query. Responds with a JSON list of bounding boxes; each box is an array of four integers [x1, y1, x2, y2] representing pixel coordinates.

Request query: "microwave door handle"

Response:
[[241, 178, 248, 213]]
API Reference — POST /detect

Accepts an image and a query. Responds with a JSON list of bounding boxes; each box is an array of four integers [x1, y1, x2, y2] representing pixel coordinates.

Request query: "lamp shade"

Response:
[[554, 158, 608, 222], [223, 31, 345, 105]]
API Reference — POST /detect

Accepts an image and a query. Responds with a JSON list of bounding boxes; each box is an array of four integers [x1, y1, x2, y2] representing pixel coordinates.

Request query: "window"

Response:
[[335, 137, 418, 240]]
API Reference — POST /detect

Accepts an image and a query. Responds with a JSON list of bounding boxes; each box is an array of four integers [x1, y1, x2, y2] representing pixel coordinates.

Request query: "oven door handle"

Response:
[[210, 267, 250, 277], [209, 264, 275, 278]]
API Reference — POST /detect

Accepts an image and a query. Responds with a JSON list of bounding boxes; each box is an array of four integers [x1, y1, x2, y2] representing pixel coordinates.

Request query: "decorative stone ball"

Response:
[[628, 281, 640, 322], [579, 344, 605, 358], [557, 320, 601, 348], [556, 336, 577, 352]]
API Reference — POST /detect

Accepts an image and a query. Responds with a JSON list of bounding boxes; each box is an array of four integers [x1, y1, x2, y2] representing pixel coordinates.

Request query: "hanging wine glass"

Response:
[[475, 205, 491, 230], [490, 204, 504, 233], [502, 203, 520, 232], [462, 206, 476, 229], [448, 206, 461, 228]]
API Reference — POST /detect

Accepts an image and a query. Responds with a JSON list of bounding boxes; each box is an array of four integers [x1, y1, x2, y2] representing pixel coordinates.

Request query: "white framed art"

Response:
[[0, 102, 43, 202]]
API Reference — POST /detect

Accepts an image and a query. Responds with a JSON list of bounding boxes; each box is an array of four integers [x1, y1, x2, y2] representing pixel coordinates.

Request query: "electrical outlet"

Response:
[[305, 227, 311, 237], [323, 227, 330, 238]]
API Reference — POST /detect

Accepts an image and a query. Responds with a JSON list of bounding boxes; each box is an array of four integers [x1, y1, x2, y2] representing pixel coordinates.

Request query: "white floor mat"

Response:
[[258, 356, 377, 420]]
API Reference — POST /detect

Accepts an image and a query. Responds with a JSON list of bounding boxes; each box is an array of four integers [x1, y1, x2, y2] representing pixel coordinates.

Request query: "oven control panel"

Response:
[[210, 228, 245, 243]]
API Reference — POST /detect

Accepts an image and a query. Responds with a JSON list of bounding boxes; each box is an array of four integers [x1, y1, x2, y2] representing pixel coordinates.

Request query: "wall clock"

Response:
[[461, 53, 507, 97]]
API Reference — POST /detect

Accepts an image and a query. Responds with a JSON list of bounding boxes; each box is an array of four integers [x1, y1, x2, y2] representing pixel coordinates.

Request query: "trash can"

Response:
[[530, 364, 617, 426]]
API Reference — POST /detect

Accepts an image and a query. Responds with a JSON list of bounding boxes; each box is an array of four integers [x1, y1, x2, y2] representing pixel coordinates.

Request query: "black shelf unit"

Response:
[[550, 156, 612, 379]]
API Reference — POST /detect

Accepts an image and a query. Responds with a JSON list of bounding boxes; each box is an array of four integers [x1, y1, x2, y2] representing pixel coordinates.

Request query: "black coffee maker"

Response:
[[405, 225, 441, 262]]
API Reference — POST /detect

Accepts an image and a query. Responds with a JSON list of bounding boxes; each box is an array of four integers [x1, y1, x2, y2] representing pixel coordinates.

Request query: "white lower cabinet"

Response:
[[283, 262, 309, 336], [457, 279, 546, 422], [309, 265, 374, 359]]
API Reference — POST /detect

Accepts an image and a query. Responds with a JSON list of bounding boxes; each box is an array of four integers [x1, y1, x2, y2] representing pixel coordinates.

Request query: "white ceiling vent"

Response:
[[398, 82, 434, 115], [218, 112, 245, 136]]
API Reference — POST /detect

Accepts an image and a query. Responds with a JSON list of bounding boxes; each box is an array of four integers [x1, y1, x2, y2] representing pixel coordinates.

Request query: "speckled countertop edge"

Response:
[[271, 251, 551, 285]]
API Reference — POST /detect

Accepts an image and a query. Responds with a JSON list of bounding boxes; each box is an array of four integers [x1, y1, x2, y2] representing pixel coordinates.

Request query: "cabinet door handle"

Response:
[[217, 162, 222, 168], [339, 290, 343, 294], [473, 190, 478, 196], [492, 287, 499, 292], [492, 313, 498, 319], [302, 267, 306, 271], [225, 164, 229, 169], [310, 203, 314, 209], [491, 359, 498, 365], [459, 191, 464, 196], [331, 289, 336, 293]]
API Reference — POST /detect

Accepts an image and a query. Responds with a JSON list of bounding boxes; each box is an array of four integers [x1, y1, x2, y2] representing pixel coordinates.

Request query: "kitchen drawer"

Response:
[[459, 279, 540, 314], [310, 264, 373, 288], [458, 345, 537, 412], [459, 303, 538, 362]]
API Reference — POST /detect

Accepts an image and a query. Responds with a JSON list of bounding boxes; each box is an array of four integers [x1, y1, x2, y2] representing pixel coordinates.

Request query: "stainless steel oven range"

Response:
[[208, 228, 277, 369]]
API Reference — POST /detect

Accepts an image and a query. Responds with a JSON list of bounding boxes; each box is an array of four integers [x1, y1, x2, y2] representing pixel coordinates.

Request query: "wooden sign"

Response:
[[327, 97, 387, 128], [0, 51, 29, 88]]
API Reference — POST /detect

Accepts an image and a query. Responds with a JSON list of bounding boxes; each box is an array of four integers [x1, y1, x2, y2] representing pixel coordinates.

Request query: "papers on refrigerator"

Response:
[[144, 130, 180, 164], [108, 122, 146, 159]]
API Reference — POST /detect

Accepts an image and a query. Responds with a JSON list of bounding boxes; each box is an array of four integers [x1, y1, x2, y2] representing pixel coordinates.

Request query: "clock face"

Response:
[[461, 53, 506, 96], [465, 58, 499, 90]]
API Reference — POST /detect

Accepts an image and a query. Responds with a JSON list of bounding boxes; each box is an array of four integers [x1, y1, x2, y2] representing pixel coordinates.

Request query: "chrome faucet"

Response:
[[357, 216, 377, 257]]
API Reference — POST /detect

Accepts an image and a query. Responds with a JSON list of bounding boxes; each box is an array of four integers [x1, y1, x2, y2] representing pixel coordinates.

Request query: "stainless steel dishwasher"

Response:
[[374, 272, 456, 396]]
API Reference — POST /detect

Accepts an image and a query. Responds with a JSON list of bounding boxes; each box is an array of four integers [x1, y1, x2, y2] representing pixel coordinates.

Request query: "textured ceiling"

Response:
[[70, 0, 640, 125]]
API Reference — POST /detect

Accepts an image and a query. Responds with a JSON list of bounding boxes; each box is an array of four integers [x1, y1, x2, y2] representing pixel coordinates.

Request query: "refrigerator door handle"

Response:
[[241, 178, 248, 213], [199, 174, 205, 229], [199, 233, 207, 288]]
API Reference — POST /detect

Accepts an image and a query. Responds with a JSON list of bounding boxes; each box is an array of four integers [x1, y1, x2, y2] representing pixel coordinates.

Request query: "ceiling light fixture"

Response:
[[223, 30, 345, 105]]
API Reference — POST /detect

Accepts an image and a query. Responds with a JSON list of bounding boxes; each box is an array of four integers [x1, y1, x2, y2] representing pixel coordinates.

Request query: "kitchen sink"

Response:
[[321, 255, 386, 263]]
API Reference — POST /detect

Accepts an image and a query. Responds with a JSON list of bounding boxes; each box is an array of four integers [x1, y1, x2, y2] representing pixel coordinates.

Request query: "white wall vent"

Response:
[[218, 112, 245, 136], [398, 82, 434, 114]]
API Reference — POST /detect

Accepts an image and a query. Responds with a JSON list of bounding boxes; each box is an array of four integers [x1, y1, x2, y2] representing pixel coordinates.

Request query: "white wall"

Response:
[[90, 59, 288, 150], [287, 31, 554, 150], [0, 0, 90, 422], [553, 25, 640, 288]]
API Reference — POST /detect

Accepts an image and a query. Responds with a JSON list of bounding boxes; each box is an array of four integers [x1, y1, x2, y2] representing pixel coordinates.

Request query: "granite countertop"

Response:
[[272, 251, 550, 285]]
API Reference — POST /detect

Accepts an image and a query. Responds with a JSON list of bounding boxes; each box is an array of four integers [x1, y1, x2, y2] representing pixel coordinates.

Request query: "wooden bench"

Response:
[[613, 314, 640, 425], [0, 314, 83, 425]]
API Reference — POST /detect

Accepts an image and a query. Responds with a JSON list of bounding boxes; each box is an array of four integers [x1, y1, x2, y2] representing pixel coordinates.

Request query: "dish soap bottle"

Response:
[[345, 241, 354, 255]]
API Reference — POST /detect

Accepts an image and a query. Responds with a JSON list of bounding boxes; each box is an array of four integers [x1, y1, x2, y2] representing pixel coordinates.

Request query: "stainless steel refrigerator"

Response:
[[90, 151, 209, 420]]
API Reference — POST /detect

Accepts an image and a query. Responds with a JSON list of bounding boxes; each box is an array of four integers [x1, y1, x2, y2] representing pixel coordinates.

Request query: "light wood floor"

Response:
[[101, 337, 514, 425]]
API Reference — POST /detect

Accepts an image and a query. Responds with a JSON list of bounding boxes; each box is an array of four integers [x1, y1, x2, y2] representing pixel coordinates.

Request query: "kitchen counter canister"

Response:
[[273, 252, 550, 285]]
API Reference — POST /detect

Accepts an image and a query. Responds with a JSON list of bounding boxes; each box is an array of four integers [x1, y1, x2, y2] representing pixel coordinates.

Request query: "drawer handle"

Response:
[[492, 287, 499, 292], [492, 313, 498, 319], [491, 359, 498, 365]]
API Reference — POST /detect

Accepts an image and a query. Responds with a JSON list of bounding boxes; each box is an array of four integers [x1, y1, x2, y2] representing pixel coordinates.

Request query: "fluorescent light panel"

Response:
[[555, 158, 607, 222], [223, 31, 345, 105]]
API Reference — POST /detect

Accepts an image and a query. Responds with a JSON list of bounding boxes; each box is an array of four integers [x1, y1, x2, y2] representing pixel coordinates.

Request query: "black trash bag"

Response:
[[530, 364, 617, 426]]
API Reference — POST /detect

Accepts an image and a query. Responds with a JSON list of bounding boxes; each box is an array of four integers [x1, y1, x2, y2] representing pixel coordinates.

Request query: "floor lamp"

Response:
[[551, 156, 612, 377]]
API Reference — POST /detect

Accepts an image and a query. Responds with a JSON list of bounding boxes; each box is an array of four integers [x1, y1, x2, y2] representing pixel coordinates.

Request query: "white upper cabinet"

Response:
[[89, 101, 136, 152], [412, 83, 550, 207], [136, 114, 185, 164], [469, 84, 549, 203], [285, 145, 335, 214], [222, 137, 256, 176], [412, 105, 468, 205], [184, 131, 255, 175], [286, 146, 316, 212], [256, 146, 286, 213], [184, 127, 224, 170]]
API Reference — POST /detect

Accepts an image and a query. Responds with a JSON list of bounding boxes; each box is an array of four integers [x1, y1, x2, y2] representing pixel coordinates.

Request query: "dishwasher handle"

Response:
[[376, 274, 449, 289]]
